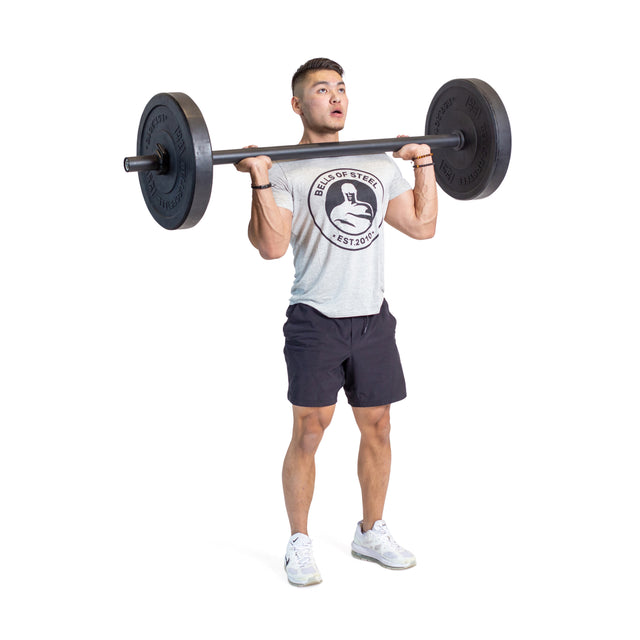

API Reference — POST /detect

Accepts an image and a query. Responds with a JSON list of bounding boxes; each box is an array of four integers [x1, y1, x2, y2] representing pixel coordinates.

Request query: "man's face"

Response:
[[292, 69, 348, 135]]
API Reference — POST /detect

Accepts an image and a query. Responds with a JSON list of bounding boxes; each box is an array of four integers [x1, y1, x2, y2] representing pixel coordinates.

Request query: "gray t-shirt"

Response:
[[269, 154, 411, 318]]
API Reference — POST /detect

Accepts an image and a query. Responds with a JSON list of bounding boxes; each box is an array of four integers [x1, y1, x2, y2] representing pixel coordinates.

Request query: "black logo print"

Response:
[[328, 182, 375, 234], [308, 169, 385, 251]]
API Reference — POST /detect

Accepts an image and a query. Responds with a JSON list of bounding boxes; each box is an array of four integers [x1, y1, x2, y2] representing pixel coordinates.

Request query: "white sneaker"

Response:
[[284, 533, 322, 586], [351, 520, 416, 569]]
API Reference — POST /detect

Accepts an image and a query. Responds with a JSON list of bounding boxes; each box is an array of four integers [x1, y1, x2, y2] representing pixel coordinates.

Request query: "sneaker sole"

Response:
[[351, 549, 416, 570], [287, 576, 323, 587], [284, 560, 323, 587]]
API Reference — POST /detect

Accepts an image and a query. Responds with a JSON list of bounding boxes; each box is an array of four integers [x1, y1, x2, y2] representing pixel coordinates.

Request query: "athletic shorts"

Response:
[[283, 299, 407, 408]]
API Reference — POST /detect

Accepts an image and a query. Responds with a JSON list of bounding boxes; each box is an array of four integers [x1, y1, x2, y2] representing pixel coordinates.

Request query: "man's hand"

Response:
[[234, 145, 273, 175], [392, 136, 432, 162]]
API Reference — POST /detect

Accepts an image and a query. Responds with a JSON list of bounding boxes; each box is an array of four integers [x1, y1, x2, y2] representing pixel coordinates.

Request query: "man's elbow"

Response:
[[259, 245, 288, 260], [248, 230, 288, 260], [255, 239, 289, 260], [415, 222, 436, 240]]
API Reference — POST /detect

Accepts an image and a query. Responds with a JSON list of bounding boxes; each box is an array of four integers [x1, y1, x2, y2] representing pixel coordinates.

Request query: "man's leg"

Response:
[[350, 404, 416, 569], [282, 404, 336, 536], [352, 404, 392, 532]]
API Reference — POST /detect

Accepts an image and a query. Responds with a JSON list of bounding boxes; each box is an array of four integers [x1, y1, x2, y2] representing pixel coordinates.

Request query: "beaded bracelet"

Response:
[[413, 162, 435, 169], [251, 183, 272, 190], [412, 153, 433, 161]]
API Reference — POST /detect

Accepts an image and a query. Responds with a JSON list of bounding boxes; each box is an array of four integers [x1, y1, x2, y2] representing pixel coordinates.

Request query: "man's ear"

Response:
[[291, 95, 303, 116]]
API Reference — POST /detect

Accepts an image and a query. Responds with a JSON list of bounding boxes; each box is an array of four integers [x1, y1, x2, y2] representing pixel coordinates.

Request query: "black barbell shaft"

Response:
[[210, 133, 464, 165], [123, 132, 464, 173]]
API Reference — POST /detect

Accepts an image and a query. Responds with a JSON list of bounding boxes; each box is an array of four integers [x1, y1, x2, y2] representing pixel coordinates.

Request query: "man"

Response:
[[235, 58, 437, 586]]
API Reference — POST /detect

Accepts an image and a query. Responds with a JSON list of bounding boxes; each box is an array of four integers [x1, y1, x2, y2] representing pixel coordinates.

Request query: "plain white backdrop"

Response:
[[1, 1, 638, 638]]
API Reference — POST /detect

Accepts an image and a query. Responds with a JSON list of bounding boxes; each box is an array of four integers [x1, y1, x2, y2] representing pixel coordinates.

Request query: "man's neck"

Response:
[[299, 130, 341, 145]]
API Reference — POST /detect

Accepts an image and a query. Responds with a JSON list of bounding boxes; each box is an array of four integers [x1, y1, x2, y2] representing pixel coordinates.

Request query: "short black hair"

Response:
[[291, 58, 344, 96]]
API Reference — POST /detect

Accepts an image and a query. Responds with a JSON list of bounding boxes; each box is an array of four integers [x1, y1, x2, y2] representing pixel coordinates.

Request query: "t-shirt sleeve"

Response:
[[268, 162, 293, 211], [387, 157, 412, 200]]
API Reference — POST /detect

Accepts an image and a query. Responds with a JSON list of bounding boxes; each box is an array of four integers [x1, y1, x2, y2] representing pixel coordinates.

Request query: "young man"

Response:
[[235, 58, 437, 586]]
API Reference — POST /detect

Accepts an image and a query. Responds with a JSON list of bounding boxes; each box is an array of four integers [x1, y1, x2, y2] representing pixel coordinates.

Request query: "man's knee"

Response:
[[353, 405, 392, 441], [292, 405, 335, 454]]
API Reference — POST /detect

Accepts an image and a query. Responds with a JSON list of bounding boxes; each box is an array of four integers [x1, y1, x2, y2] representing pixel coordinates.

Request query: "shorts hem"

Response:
[[346, 393, 407, 408], [287, 394, 340, 408]]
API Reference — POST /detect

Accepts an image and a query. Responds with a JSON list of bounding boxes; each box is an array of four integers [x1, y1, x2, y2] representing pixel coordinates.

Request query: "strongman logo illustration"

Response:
[[308, 168, 385, 250]]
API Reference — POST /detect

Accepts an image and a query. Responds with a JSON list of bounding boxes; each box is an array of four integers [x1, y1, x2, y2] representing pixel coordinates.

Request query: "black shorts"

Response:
[[283, 299, 407, 408]]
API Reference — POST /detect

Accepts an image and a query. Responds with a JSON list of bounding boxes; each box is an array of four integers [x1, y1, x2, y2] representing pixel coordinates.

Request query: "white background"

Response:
[[1, 1, 638, 638]]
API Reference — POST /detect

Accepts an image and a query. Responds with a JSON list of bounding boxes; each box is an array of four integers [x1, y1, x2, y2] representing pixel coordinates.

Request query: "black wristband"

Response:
[[251, 183, 272, 190], [413, 162, 435, 169]]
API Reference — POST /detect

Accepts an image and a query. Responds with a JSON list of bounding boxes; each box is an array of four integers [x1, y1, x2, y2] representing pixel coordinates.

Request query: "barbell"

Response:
[[123, 78, 511, 230]]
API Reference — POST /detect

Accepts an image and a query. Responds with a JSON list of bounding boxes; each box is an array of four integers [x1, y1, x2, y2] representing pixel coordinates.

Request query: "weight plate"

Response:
[[425, 79, 511, 200], [136, 93, 212, 229]]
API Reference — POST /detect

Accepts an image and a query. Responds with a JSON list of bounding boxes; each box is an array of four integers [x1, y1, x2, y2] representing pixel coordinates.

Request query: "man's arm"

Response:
[[235, 153, 293, 260], [385, 143, 438, 240]]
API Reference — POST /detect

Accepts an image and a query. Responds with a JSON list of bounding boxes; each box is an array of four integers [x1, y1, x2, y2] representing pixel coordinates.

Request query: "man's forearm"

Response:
[[247, 165, 291, 260], [412, 160, 438, 226]]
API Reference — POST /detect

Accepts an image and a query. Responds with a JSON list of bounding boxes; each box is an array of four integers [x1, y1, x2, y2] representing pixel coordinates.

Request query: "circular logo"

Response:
[[308, 168, 385, 251]]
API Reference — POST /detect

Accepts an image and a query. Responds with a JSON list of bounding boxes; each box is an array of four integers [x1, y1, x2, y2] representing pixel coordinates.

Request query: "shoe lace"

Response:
[[294, 540, 314, 565], [374, 522, 402, 552]]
